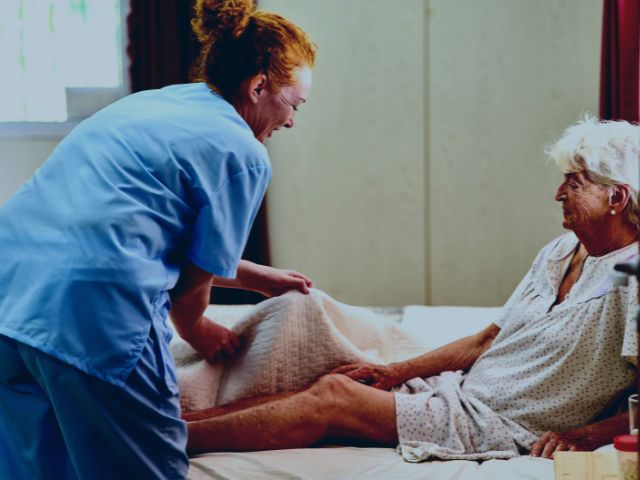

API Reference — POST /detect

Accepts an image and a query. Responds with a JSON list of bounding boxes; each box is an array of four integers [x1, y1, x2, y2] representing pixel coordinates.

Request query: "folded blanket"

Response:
[[170, 289, 429, 412]]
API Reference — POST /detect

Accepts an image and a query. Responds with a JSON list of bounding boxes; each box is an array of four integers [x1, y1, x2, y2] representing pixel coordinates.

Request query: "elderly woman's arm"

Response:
[[530, 412, 629, 459], [332, 323, 501, 390]]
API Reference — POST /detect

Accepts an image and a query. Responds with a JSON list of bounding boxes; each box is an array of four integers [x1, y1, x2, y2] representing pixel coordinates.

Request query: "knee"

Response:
[[307, 374, 358, 413]]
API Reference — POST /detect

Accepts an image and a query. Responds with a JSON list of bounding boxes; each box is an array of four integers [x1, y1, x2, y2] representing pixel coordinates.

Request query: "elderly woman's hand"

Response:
[[531, 412, 629, 459], [331, 363, 404, 391], [530, 430, 596, 459]]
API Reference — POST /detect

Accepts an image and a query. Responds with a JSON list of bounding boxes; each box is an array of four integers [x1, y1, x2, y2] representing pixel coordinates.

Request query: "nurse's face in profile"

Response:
[[239, 66, 313, 143]]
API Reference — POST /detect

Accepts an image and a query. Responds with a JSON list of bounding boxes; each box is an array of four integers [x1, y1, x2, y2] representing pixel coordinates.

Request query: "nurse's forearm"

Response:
[[211, 260, 255, 289], [170, 286, 211, 340], [211, 276, 242, 288], [170, 261, 214, 337]]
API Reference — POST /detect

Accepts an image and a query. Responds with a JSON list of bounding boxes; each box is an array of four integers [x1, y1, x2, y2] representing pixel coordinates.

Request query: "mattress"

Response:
[[186, 303, 554, 479], [188, 446, 553, 479]]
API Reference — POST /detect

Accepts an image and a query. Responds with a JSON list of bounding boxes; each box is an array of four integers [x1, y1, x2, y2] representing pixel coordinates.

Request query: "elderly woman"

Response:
[[0, 0, 315, 478], [184, 116, 638, 461]]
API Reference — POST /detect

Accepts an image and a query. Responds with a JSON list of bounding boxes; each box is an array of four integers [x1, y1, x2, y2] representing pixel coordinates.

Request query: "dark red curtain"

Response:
[[600, 0, 640, 400], [599, 0, 640, 122], [127, 0, 271, 304]]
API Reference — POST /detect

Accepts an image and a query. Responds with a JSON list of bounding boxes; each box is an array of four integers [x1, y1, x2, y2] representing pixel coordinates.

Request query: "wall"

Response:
[[262, 0, 601, 306], [0, 139, 57, 205], [261, 0, 427, 306], [0, 0, 602, 307], [428, 0, 601, 305]]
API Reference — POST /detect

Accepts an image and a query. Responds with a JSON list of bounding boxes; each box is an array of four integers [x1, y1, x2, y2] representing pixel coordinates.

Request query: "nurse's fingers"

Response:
[[229, 332, 242, 350], [221, 340, 236, 356], [300, 275, 314, 288], [220, 332, 242, 357], [289, 271, 314, 288], [294, 278, 310, 294]]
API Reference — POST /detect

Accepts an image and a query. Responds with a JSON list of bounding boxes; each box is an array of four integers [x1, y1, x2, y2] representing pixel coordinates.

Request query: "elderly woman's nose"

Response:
[[284, 117, 295, 129], [555, 183, 567, 201]]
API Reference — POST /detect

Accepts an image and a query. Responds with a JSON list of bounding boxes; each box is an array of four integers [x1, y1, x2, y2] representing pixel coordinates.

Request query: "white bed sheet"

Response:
[[189, 447, 553, 480], [187, 304, 554, 480]]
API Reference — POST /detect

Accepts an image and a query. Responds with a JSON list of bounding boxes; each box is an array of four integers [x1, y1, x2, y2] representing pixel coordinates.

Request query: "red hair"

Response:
[[191, 0, 316, 99]]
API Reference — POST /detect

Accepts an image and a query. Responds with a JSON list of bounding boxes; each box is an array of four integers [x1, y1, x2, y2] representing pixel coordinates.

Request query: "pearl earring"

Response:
[[610, 209, 616, 215]]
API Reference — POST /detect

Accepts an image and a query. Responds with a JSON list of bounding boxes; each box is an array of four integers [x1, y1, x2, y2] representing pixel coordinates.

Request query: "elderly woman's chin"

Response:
[[560, 207, 604, 234], [560, 212, 576, 231]]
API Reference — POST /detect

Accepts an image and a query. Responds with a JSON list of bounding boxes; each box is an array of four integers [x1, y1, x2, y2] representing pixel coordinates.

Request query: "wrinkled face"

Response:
[[555, 171, 611, 232], [253, 67, 312, 143]]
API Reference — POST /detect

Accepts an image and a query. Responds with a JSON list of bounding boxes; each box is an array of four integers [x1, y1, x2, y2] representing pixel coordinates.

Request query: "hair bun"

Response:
[[192, 0, 255, 44]]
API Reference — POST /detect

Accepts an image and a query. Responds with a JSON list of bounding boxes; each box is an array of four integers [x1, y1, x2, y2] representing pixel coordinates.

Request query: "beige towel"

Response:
[[171, 289, 429, 412]]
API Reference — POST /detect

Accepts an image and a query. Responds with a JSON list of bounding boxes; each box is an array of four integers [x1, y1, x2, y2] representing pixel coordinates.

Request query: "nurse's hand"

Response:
[[184, 316, 242, 361], [218, 260, 314, 298], [249, 265, 314, 297]]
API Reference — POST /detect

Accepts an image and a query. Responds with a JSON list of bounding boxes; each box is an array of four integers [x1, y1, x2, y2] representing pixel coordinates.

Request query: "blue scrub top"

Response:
[[0, 83, 271, 387]]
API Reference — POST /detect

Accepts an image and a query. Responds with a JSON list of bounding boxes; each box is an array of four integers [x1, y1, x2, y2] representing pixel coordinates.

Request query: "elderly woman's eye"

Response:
[[292, 105, 299, 112]]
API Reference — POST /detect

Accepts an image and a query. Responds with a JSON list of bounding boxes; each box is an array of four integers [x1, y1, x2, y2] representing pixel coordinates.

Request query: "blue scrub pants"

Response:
[[0, 326, 189, 480]]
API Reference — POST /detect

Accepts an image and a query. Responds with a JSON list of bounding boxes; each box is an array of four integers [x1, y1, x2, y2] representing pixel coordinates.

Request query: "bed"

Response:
[[179, 300, 557, 480]]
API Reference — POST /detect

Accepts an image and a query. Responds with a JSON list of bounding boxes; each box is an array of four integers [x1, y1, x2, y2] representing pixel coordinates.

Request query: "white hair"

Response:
[[545, 114, 640, 228]]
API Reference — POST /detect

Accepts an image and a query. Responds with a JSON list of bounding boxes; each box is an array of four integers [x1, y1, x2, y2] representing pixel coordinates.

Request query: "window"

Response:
[[0, 0, 128, 126]]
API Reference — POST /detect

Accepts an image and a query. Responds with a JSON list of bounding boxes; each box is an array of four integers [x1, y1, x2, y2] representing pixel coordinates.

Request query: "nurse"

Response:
[[0, 0, 316, 478]]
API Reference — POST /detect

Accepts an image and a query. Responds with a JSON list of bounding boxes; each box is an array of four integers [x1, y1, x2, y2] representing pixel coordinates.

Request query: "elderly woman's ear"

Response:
[[609, 184, 632, 215]]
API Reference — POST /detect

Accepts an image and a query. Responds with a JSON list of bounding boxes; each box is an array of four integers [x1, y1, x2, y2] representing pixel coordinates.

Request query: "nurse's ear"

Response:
[[247, 74, 267, 104]]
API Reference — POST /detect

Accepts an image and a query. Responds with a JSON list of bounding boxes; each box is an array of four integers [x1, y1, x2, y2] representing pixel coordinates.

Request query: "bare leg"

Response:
[[187, 374, 398, 454], [182, 390, 301, 422]]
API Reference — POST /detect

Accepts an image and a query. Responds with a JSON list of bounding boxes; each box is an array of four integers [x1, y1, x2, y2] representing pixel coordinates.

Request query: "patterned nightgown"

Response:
[[395, 233, 637, 461]]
